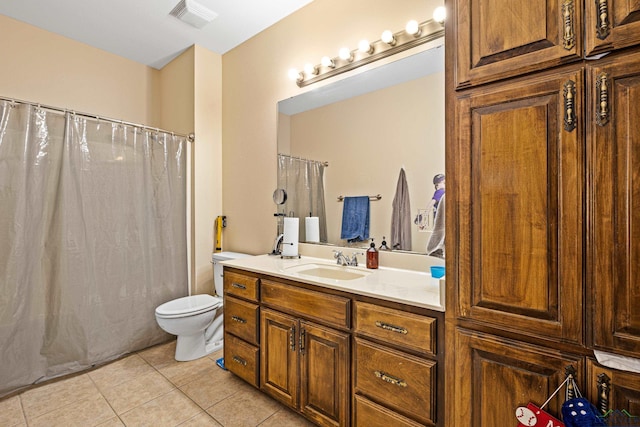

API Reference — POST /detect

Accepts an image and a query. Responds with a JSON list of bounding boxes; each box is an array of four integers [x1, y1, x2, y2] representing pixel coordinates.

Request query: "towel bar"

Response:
[[337, 194, 381, 202]]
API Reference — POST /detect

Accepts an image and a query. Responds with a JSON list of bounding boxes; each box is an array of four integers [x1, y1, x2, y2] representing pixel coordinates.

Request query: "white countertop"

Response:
[[221, 254, 444, 312]]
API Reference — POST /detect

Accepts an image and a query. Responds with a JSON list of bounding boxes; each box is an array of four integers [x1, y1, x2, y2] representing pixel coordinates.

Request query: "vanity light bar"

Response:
[[291, 18, 444, 88]]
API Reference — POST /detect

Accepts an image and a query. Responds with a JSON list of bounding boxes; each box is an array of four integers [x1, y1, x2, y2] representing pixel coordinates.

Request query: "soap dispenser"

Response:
[[367, 239, 379, 269]]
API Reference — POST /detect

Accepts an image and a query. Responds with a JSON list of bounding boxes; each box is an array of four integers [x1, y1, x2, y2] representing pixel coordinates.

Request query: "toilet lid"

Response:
[[155, 294, 222, 318]]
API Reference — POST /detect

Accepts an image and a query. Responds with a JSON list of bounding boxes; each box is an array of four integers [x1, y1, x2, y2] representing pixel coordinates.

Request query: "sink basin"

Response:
[[285, 263, 370, 281]]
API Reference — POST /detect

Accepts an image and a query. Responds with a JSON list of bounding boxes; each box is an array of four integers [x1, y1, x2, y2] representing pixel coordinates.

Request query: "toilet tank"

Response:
[[211, 252, 251, 296]]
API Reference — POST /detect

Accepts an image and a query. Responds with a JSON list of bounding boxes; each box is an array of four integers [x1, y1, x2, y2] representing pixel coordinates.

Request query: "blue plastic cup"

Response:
[[430, 266, 445, 279]]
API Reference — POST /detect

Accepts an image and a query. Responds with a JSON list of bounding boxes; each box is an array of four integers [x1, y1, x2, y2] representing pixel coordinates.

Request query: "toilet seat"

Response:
[[155, 294, 222, 319]]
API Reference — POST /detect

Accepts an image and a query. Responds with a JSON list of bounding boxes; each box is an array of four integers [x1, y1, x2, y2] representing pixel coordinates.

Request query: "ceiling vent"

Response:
[[169, 0, 218, 29]]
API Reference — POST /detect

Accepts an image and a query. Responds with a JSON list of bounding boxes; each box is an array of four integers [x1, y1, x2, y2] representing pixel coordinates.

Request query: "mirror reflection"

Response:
[[277, 39, 444, 255]]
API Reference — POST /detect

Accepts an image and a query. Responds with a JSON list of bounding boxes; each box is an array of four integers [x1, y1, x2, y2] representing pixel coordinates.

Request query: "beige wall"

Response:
[[0, 15, 160, 125], [285, 71, 445, 252], [0, 15, 222, 295], [222, 0, 443, 254]]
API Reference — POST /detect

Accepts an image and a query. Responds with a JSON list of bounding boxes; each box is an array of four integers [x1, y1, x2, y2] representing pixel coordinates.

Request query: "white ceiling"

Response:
[[0, 0, 313, 69]]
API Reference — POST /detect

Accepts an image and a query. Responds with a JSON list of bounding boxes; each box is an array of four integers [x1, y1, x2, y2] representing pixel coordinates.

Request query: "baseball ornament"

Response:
[[516, 406, 537, 426]]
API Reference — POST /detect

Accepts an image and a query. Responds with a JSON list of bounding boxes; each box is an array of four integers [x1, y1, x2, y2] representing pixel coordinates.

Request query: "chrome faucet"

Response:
[[333, 250, 348, 265], [333, 250, 364, 266]]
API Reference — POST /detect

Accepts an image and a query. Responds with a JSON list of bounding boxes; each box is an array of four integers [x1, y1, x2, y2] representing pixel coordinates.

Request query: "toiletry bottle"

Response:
[[367, 240, 379, 269]]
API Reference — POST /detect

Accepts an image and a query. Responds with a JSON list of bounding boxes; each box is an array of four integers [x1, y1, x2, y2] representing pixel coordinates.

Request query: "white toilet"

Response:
[[155, 251, 250, 361]]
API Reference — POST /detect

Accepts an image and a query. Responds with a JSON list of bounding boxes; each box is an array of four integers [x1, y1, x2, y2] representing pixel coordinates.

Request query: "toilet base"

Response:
[[174, 334, 223, 362]]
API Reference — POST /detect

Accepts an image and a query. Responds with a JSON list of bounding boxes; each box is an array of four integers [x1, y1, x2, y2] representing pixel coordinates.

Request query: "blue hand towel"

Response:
[[340, 196, 370, 242]]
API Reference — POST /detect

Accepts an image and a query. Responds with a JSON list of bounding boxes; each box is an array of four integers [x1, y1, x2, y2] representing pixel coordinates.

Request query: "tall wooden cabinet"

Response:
[[446, 0, 640, 424], [589, 51, 640, 357]]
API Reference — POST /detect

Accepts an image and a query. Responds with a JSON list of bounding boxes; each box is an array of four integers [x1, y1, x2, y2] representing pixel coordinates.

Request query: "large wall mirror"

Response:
[[277, 38, 444, 255]]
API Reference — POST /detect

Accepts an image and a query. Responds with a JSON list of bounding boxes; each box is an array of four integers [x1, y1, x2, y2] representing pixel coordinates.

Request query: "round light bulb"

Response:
[[381, 30, 395, 45], [287, 68, 302, 82], [321, 56, 335, 68], [338, 47, 352, 61], [304, 63, 317, 75], [405, 20, 421, 36], [433, 6, 446, 24], [358, 39, 373, 54]]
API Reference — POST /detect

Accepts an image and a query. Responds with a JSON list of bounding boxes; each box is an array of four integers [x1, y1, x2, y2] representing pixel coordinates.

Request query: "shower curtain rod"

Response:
[[0, 96, 195, 142], [278, 153, 329, 167]]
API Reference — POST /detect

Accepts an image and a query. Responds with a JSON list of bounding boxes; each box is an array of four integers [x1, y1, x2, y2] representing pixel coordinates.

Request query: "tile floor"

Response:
[[0, 340, 315, 427]]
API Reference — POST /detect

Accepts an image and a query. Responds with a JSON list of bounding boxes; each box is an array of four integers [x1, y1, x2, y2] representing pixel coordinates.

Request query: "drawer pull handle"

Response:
[[231, 282, 246, 290], [375, 321, 408, 335], [232, 316, 246, 324], [374, 370, 407, 388], [232, 355, 247, 366]]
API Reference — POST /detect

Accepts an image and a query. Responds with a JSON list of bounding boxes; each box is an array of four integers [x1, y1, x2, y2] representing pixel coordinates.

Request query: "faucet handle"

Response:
[[350, 252, 365, 266], [333, 250, 343, 258]]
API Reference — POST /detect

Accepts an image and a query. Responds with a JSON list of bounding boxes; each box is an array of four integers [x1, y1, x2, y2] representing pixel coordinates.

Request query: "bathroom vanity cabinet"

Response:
[[222, 266, 444, 427]]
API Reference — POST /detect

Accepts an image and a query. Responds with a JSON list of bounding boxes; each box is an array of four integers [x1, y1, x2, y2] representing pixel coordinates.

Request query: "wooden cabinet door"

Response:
[[589, 50, 640, 356], [585, 0, 640, 55], [453, 66, 584, 343], [299, 321, 350, 427], [261, 308, 298, 408], [454, 0, 582, 88], [452, 327, 584, 426], [586, 358, 640, 415]]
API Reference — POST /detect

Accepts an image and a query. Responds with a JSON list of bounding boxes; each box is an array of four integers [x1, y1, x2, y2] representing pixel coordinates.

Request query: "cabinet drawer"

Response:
[[354, 395, 425, 427], [224, 296, 259, 345], [354, 338, 436, 426], [261, 280, 350, 329], [224, 270, 259, 302], [224, 333, 259, 387], [354, 301, 436, 355]]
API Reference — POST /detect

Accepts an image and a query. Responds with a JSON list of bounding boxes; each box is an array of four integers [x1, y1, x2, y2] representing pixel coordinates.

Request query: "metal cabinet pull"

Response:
[[231, 282, 246, 290], [299, 328, 306, 355], [596, 72, 609, 126], [597, 373, 611, 415], [231, 316, 246, 324], [595, 0, 610, 40], [232, 355, 247, 366], [563, 80, 577, 132], [290, 326, 296, 351], [374, 370, 407, 388], [375, 320, 408, 335], [562, 0, 576, 50]]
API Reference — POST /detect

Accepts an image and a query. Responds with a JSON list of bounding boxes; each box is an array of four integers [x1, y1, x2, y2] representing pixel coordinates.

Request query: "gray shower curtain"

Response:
[[277, 154, 327, 243], [0, 101, 187, 397]]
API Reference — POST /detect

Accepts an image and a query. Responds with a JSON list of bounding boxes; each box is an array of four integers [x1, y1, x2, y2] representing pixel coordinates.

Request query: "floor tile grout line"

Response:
[[86, 373, 128, 427]]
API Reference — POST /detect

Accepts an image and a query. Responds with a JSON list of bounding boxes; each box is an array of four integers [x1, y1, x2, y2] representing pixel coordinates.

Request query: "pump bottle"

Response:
[[366, 239, 379, 269]]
